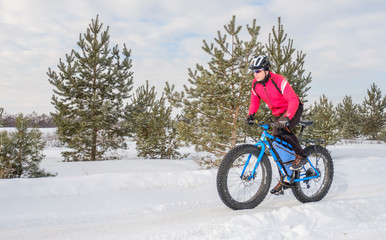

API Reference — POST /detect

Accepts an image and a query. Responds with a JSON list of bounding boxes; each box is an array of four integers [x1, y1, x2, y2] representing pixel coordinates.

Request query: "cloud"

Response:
[[0, 0, 385, 114], [265, 0, 386, 103]]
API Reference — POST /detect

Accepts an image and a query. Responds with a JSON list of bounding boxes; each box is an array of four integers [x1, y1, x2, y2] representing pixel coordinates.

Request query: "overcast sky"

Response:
[[0, 0, 385, 114]]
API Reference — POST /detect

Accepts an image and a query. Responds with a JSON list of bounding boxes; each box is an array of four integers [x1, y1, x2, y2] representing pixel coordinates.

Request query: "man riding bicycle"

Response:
[[245, 55, 307, 195]]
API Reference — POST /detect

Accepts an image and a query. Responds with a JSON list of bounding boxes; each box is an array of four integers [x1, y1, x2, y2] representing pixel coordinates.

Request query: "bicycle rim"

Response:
[[298, 153, 327, 197], [226, 152, 267, 203]]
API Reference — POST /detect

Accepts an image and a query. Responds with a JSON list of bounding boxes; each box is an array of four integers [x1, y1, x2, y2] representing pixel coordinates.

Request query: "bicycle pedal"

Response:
[[282, 176, 295, 185], [271, 189, 284, 196], [270, 186, 285, 195]]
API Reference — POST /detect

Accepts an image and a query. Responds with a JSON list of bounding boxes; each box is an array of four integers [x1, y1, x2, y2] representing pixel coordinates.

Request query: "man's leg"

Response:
[[274, 102, 307, 170]]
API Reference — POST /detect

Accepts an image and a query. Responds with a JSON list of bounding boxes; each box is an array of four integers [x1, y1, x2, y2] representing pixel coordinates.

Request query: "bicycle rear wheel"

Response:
[[217, 144, 272, 210], [292, 145, 334, 203]]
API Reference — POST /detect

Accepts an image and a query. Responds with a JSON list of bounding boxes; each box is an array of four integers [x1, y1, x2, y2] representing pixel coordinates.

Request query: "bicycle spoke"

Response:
[[226, 153, 266, 203], [297, 151, 329, 198]]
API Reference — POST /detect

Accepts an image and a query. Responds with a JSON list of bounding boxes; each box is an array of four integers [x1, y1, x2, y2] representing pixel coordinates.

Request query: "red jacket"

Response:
[[248, 72, 300, 120]]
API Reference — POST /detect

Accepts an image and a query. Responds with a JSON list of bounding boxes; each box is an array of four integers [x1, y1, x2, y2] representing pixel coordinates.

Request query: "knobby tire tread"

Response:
[[216, 144, 272, 210], [292, 145, 334, 203]]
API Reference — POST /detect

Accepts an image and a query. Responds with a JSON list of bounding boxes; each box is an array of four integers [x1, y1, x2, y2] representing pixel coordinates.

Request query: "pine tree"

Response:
[[48, 15, 133, 161], [165, 16, 311, 166], [336, 95, 361, 139], [266, 17, 312, 102], [306, 95, 339, 146], [257, 17, 312, 134], [0, 131, 13, 178], [129, 81, 185, 159], [380, 125, 386, 142], [0, 115, 48, 178], [165, 16, 262, 164], [10, 115, 46, 177], [359, 83, 386, 140]]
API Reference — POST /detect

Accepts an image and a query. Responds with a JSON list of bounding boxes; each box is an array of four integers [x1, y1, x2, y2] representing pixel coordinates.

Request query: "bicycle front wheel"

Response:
[[292, 145, 334, 203], [216, 144, 272, 210]]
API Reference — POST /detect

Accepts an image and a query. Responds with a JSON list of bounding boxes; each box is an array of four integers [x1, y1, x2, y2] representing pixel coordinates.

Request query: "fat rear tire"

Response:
[[292, 145, 334, 203]]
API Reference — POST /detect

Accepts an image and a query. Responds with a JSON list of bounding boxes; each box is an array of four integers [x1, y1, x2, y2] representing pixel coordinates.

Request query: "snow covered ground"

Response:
[[0, 136, 385, 240]]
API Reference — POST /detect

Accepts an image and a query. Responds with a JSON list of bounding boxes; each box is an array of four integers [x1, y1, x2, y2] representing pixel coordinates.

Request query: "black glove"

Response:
[[245, 114, 255, 125], [277, 116, 290, 128]]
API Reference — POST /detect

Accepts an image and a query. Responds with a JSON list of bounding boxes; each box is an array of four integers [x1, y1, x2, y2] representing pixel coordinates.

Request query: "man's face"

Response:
[[253, 69, 268, 82]]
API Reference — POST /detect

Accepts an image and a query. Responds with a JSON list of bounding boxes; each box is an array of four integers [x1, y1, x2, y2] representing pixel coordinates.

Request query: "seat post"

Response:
[[298, 121, 314, 142], [298, 125, 305, 142]]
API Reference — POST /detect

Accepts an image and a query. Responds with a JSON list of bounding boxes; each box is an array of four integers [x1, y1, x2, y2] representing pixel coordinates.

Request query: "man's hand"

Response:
[[277, 116, 290, 128], [245, 114, 255, 125]]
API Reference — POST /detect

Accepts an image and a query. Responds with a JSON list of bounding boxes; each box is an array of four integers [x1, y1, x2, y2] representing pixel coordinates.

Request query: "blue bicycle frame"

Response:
[[242, 124, 320, 183]]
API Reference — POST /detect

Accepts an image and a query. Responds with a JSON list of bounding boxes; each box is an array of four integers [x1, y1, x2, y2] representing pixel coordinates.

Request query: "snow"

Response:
[[0, 138, 386, 240]]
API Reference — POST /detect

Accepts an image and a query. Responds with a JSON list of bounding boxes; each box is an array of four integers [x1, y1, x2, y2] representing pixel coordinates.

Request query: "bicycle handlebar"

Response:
[[246, 120, 288, 128], [246, 120, 269, 125]]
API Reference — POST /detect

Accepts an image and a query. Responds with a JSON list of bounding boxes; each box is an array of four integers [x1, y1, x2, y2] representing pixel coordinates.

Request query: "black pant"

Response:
[[273, 101, 305, 156]]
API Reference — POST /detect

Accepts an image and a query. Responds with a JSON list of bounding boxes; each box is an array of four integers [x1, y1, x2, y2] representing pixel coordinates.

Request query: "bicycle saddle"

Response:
[[299, 121, 314, 126]]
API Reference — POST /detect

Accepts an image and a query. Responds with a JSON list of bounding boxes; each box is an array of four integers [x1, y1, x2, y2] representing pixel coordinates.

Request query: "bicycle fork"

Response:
[[240, 141, 266, 181]]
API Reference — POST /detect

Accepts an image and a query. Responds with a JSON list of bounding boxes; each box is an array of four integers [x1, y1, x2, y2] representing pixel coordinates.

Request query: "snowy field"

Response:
[[0, 131, 385, 240]]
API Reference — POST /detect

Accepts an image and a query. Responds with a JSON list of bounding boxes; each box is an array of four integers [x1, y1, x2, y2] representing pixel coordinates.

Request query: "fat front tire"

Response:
[[217, 144, 272, 210], [292, 145, 334, 203]]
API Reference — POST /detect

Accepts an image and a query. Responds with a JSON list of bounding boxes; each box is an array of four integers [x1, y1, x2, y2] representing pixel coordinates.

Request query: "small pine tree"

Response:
[[10, 115, 46, 177], [128, 81, 185, 159], [48, 15, 133, 161], [359, 83, 386, 140], [306, 95, 339, 146], [0, 131, 14, 178], [336, 95, 361, 139], [380, 125, 386, 142], [0, 108, 11, 178], [0, 114, 49, 178]]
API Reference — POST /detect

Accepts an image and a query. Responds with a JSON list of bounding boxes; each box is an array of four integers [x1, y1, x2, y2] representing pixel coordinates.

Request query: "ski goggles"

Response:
[[253, 69, 264, 74]]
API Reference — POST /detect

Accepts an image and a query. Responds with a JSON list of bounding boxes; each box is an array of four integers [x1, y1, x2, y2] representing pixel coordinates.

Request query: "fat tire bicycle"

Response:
[[216, 120, 334, 210]]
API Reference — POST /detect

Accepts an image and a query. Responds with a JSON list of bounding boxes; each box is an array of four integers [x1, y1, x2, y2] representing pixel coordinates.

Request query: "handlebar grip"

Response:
[[246, 120, 257, 125]]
